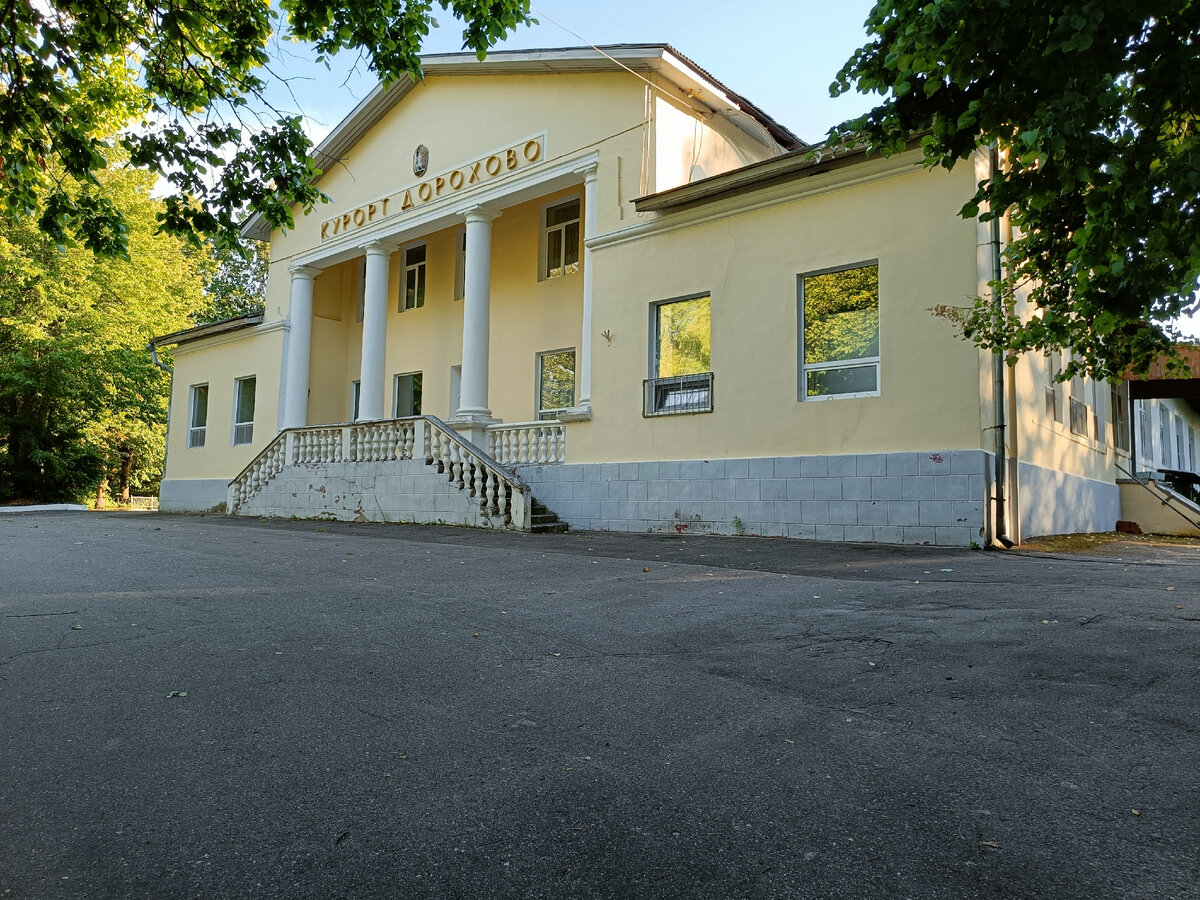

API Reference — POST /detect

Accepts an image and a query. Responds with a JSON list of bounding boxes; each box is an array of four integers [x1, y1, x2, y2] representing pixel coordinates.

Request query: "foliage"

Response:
[[0, 1, 534, 257], [832, 1, 1200, 378], [803, 264, 880, 364], [195, 239, 269, 324], [657, 297, 711, 377], [0, 164, 208, 503]]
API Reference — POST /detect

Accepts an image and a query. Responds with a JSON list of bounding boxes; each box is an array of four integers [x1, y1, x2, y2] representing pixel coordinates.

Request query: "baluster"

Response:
[[473, 460, 484, 499], [497, 481, 509, 524], [402, 423, 413, 459]]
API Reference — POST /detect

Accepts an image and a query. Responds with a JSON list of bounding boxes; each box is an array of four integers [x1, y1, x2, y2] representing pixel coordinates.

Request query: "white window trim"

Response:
[[392, 371, 422, 418], [231, 376, 256, 446], [535, 348, 576, 420], [797, 260, 881, 402], [187, 383, 208, 449], [538, 194, 581, 282], [398, 241, 427, 312]]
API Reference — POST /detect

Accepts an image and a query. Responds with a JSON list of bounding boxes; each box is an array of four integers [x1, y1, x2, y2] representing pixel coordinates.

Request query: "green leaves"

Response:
[[0, 0, 533, 256], [832, 0, 1200, 377]]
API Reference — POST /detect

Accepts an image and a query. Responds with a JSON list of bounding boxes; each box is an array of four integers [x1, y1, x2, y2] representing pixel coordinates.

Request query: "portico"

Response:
[[277, 139, 600, 444]]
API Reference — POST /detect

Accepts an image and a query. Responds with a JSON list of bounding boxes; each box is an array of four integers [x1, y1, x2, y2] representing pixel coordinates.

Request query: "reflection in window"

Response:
[[801, 263, 879, 399], [544, 198, 580, 279], [401, 244, 426, 310], [233, 377, 256, 445], [394, 372, 423, 417], [537, 350, 575, 419], [646, 295, 712, 416]]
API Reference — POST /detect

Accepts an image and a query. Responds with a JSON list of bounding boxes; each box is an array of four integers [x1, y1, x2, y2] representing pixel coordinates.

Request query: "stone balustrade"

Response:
[[227, 416, 531, 531], [486, 421, 567, 465]]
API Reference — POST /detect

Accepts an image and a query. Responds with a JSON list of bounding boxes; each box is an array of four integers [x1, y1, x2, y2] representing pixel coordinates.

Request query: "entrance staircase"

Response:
[[227, 415, 567, 533]]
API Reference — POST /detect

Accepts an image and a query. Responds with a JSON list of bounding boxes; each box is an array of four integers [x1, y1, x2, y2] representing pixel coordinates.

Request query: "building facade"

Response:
[[154, 45, 1200, 544]]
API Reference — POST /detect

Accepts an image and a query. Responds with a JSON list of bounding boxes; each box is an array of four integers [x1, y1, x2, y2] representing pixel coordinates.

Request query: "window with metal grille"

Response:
[[232, 377, 255, 445], [646, 294, 712, 416]]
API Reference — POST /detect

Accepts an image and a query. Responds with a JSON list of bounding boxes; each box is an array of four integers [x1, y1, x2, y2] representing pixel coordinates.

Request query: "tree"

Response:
[[195, 238, 269, 325], [0, 163, 208, 503], [0, 1, 534, 256], [831, 1, 1200, 379]]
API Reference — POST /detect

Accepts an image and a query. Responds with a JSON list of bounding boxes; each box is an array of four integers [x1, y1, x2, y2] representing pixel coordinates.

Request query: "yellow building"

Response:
[[154, 45, 1200, 544]]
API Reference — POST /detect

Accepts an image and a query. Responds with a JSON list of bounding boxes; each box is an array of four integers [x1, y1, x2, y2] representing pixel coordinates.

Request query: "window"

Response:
[[645, 294, 712, 416], [1159, 406, 1172, 468], [1176, 413, 1186, 470], [1068, 368, 1091, 437], [188, 384, 208, 448], [232, 377, 256, 445], [400, 244, 426, 311], [799, 262, 880, 399], [542, 198, 580, 280], [1190, 427, 1197, 473], [355, 258, 366, 322], [1110, 382, 1130, 452], [537, 350, 575, 420], [393, 372, 423, 417], [351, 380, 361, 422], [1045, 351, 1064, 423], [453, 228, 466, 301]]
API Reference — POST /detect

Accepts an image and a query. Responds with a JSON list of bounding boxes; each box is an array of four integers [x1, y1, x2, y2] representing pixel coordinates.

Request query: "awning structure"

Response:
[[1124, 344, 1200, 411]]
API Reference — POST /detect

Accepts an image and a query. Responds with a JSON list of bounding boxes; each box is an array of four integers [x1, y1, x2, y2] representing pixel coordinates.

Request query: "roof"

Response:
[[242, 44, 803, 241], [151, 313, 264, 348]]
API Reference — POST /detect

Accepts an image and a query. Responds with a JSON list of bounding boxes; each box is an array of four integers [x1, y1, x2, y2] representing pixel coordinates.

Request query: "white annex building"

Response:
[[153, 45, 1200, 544]]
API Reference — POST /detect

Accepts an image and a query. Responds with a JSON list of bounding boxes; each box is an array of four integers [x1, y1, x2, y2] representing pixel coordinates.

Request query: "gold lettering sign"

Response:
[[320, 136, 545, 241]]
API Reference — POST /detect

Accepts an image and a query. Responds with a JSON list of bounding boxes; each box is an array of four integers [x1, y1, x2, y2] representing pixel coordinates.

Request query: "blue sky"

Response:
[[261, 0, 880, 145]]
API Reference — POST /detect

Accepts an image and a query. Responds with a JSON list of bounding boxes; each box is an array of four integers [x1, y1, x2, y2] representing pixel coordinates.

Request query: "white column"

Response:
[[358, 240, 395, 421], [577, 164, 599, 410], [453, 206, 500, 424], [281, 265, 319, 430]]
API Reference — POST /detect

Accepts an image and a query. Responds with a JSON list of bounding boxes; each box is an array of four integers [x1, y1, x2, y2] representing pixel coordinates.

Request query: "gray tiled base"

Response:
[[1017, 460, 1120, 539], [516, 450, 988, 547], [159, 478, 230, 513]]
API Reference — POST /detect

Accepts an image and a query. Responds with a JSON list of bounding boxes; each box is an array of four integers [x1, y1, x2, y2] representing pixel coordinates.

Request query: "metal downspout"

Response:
[[990, 148, 1014, 548]]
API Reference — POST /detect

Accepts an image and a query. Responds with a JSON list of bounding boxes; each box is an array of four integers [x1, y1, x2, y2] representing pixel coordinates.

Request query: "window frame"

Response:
[[398, 241, 427, 312], [535, 348, 576, 421], [538, 195, 581, 282], [392, 371, 423, 418], [187, 383, 209, 449], [644, 292, 713, 417], [231, 376, 256, 446], [797, 260, 881, 402]]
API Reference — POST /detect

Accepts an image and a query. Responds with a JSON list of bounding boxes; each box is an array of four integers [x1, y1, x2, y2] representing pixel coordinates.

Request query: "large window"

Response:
[[645, 294, 712, 416], [393, 372, 423, 417], [537, 349, 575, 420], [188, 384, 208, 448], [542, 198, 580, 280], [232, 377, 256, 445], [1070, 371, 1090, 436], [799, 262, 880, 399], [400, 244, 426, 311]]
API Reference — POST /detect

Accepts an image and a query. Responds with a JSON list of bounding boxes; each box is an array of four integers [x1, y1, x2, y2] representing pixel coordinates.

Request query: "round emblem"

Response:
[[413, 144, 429, 177]]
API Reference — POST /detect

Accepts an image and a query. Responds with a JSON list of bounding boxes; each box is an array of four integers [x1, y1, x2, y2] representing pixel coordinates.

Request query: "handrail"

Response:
[[1115, 462, 1200, 530], [227, 416, 532, 530]]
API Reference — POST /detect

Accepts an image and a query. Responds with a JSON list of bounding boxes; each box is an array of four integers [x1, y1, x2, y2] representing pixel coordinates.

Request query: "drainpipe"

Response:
[[989, 147, 1014, 548]]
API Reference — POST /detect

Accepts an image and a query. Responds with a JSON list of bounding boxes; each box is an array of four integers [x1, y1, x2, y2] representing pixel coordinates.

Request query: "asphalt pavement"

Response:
[[2, 512, 1198, 899]]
